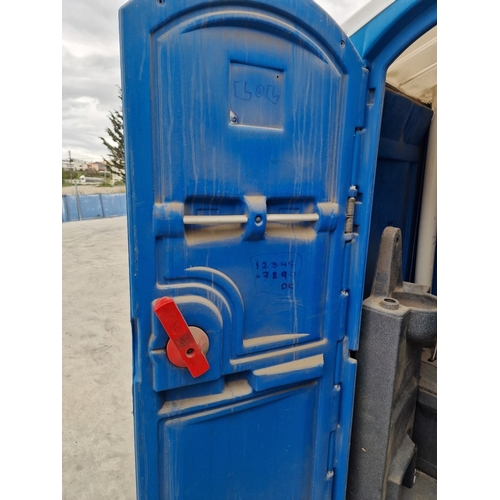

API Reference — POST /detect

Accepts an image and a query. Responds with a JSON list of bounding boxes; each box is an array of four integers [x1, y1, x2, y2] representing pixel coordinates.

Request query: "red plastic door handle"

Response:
[[153, 297, 210, 378]]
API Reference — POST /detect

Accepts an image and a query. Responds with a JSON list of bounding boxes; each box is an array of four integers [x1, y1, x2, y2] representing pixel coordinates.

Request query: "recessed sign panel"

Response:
[[229, 63, 284, 128]]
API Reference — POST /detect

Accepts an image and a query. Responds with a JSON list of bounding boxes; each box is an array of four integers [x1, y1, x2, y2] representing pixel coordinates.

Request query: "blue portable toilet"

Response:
[[119, 1, 436, 498]]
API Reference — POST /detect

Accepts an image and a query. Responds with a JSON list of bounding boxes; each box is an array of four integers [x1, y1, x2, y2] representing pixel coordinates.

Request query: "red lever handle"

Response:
[[153, 297, 210, 378]]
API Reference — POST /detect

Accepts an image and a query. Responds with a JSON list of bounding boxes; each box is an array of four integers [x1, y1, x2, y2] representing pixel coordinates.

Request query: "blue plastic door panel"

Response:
[[120, 1, 367, 498]]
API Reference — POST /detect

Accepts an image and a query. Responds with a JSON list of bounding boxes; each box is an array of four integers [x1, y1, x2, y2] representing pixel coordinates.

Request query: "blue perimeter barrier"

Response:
[[62, 193, 126, 222]]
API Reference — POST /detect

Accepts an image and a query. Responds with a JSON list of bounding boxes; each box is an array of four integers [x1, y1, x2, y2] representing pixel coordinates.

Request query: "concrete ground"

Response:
[[62, 185, 126, 196], [62, 216, 135, 500]]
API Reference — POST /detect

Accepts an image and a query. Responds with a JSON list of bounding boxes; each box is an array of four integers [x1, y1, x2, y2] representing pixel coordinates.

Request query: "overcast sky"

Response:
[[61, 0, 370, 163], [62, 0, 126, 162]]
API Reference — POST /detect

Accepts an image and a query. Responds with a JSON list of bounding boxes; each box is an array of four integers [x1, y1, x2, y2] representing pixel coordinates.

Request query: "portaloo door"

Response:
[[120, 0, 367, 498]]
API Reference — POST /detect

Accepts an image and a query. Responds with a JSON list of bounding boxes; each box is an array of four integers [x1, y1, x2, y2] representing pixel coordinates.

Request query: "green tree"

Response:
[[100, 87, 125, 181]]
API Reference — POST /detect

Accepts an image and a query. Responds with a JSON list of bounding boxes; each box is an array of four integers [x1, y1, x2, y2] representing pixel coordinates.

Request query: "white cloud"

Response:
[[62, 0, 125, 162]]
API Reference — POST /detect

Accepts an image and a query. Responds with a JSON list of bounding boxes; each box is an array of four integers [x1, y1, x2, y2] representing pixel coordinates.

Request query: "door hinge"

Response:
[[327, 383, 342, 477], [344, 186, 359, 240]]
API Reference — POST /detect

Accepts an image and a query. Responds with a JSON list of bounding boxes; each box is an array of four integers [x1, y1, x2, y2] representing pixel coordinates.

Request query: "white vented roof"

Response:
[[386, 26, 437, 104], [314, 0, 396, 36], [314, 1, 437, 104]]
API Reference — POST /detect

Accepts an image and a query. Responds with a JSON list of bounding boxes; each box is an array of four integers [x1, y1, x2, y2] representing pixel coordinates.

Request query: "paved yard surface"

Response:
[[62, 216, 135, 500], [62, 185, 126, 195]]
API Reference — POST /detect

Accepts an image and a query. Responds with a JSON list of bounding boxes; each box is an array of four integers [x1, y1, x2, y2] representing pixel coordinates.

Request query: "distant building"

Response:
[[86, 161, 107, 172], [62, 159, 108, 172], [62, 158, 87, 171]]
